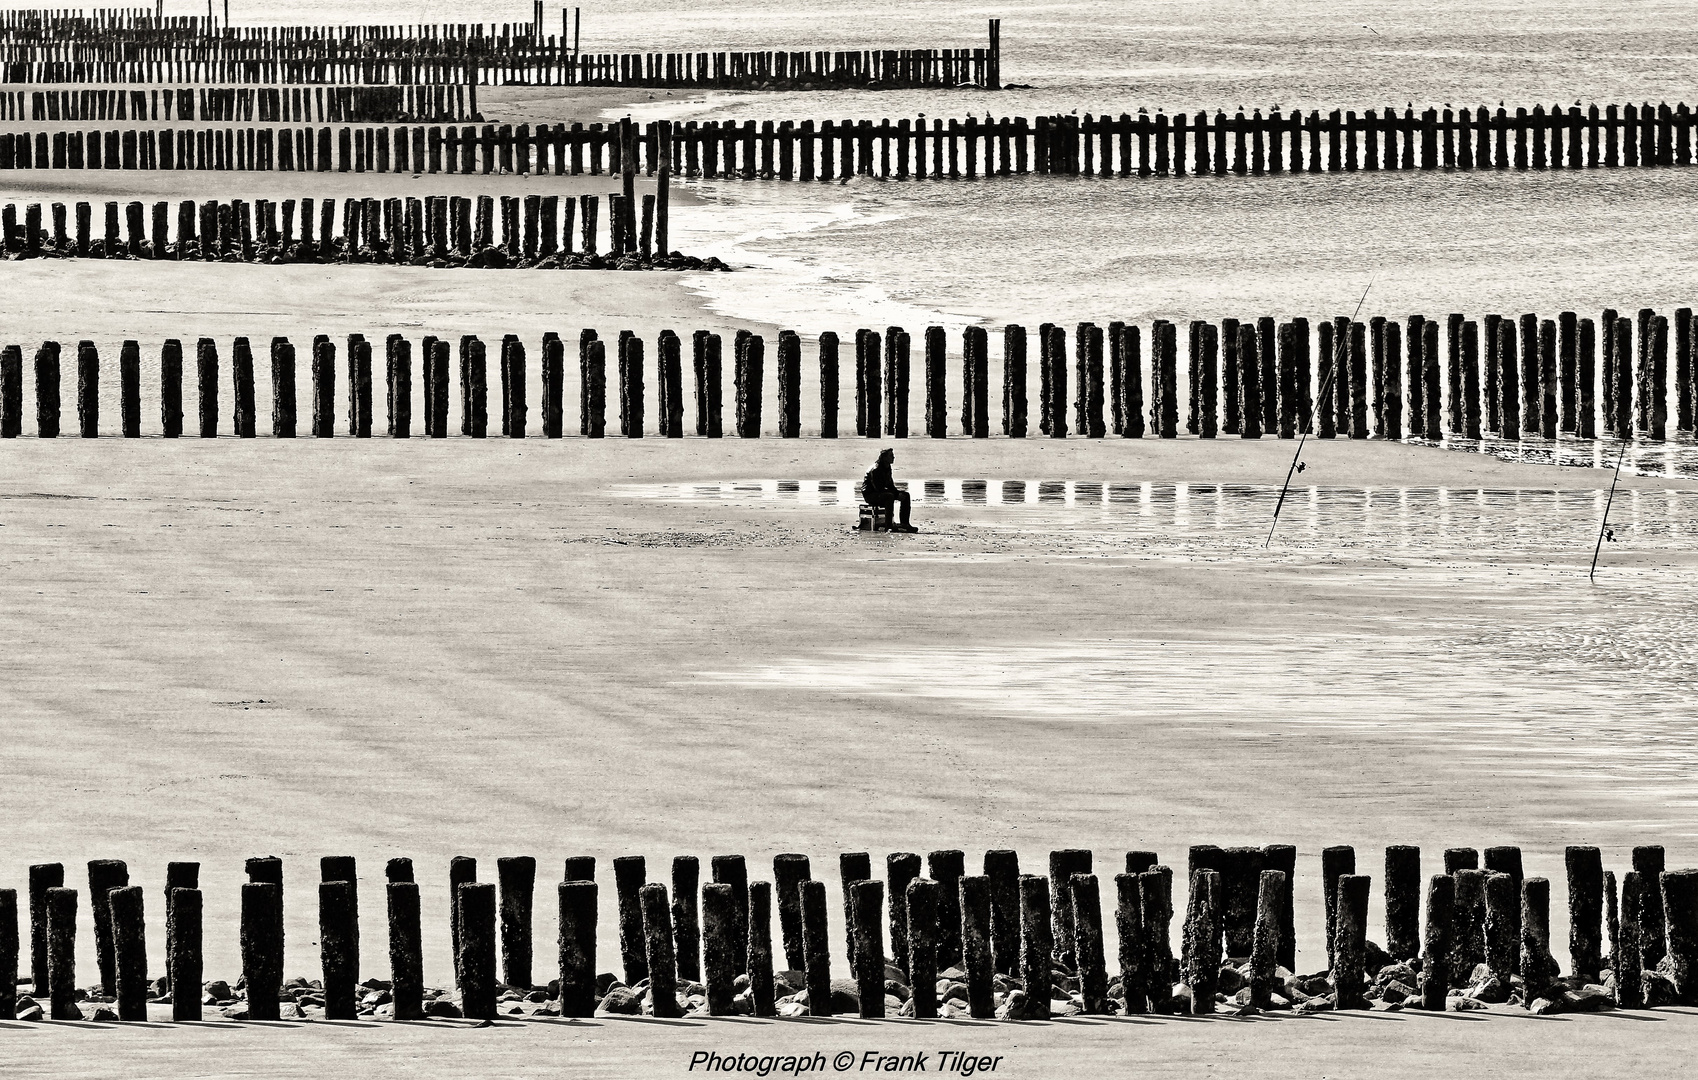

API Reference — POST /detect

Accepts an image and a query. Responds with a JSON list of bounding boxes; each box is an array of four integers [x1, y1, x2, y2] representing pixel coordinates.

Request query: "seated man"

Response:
[[862, 448, 916, 532]]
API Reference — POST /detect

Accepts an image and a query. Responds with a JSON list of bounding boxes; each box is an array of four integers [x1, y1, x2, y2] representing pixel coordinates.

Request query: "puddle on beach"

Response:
[[617, 477, 1698, 555]]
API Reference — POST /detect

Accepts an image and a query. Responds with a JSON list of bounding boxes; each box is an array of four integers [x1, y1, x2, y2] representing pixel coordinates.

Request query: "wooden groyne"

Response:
[[6, 843, 1693, 1022], [0, 84, 472, 123], [1, 310, 1692, 444], [0, 11, 1001, 89], [0, 193, 723, 268], [4, 102, 1695, 179]]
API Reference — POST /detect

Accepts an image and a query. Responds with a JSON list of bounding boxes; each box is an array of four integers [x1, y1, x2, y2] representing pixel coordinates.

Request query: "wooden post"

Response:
[[800, 879, 832, 1016], [383, 882, 421, 1021], [87, 859, 129, 995], [612, 855, 648, 985], [558, 880, 597, 1017], [319, 879, 358, 1019], [1452, 868, 1488, 986], [1484, 871, 1518, 986], [107, 886, 146, 1020], [1521, 878, 1560, 999], [771, 854, 810, 973], [1320, 845, 1354, 971], [905, 878, 938, 1019], [711, 855, 750, 977], [1003, 325, 1027, 436], [1071, 874, 1109, 1013], [984, 849, 1021, 977], [1420, 874, 1453, 1008], [885, 852, 920, 980], [168, 887, 200, 1021], [456, 882, 497, 1020], [671, 857, 701, 983], [1566, 846, 1604, 981], [959, 875, 994, 1017], [703, 884, 741, 1014], [1018, 874, 1052, 1018], [497, 856, 535, 990], [640, 883, 681, 1017], [1332, 875, 1369, 1008], [1618, 870, 1646, 1008], [1183, 869, 1221, 1014]]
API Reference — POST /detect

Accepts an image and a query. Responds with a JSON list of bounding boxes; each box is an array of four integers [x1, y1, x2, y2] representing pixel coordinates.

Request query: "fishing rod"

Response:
[[1265, 278, 1374, 548], [1589, 437, 1631, 582]]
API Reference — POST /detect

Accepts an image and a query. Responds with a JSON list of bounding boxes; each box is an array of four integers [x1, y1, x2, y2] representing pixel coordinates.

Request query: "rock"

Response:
[[1051, 1000, 1081, 1017], [941, 981, 970, 1005], [1293, 995, 1335, 1015], [995, 989, 1032, 1020], [88, 1006, 120, 1021], [498, 990, 524, 1003], [1643, 970, 1679, 1007], [1378, 981, 1416, 1005], [360, 978, 392, 991], [17, 1002, 43, 1021], [595, 973, 621, 996], [777, 1000, 807, 1018], [507, 1005, 524, 1015], [1464, 974, 1509, 1003], [362, 990, 392, 1007], [1448, 995, 1487, 1012], [222, 1005, 250, 1020], [1365, 941, 1391, 975], [597, 987, 642, 1015], [940, 966, 967, 981], [537, 1002, 561, 1017], [774, 971, 806, 995], [204, 981, 232, 1001], [423, 999, 461, 1018], [1216, 965, 1246, 995], [525, 990, 549, 1003], [884, 994, 905, 1013], [884, 979, 910, 1003], [992, 973, 1020, 994], [278, 1002, 306, 1019]]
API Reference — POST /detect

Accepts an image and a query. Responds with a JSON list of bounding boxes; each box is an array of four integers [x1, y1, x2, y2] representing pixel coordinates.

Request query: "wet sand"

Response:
[[2, 436, 1693, 1001]]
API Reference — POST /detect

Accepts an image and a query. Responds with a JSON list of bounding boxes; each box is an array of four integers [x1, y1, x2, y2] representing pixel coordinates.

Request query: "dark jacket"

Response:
[[863, 462, 898, 504]]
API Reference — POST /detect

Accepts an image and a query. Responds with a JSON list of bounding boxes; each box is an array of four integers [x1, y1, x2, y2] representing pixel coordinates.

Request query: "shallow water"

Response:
[[615, 474, 1698, 561]]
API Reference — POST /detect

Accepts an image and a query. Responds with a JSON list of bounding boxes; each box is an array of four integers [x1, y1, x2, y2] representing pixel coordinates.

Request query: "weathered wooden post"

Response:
[[1521, 878, 1560, 999], [456, 882, 497, 1020], [1071, 874, 1110, 1013], [1115, 872, 1148, 1013], [640, 883, 681, 1017], [906, 878, 938, 1019], [1566, 846, 1604, 981], [105, 885, 146, 1021], [1248, 869, 1282, 1008], [1003, 325, 1027, 436], [744, 880, 776, 1017], [884, 852, 920, 979], [1183, 869, 1221, 1014], [1047, 849, 1092, 969], [33, 342, 60, 438], [1321, 845, 1354, 971], [1452, 868, 1488, 984], [230, 880, 284, 1024], [960, 875, 994, 1017], [612, 855, 648, 985], [1661, 870, 1698, 1003], [696, 883, 736, 1018], [1384, 845, 1420, 961], [800, 878, 832, 1017], [168, 886, 201, 1021], [382, 878, 421, 1021], [195, 338, 219, 437], [45, 886, 78, 1020], [849, 880, 884, 1017], [319, 878, 358, 1020], [558, 879, 597, 1017], [1483, 846, 1523, 974], [1484, 871, 1517, 987], [1419, 874, 1453, 1008], [771, 854, 811, 974], [928, 850, 965, 969], [497, 856, 535, 990], [1018, 874, 1052, 1018], [1617, 870, 1646, 1008], [1333, 874, 1370, 1009], [24, 864, 65, 1000]]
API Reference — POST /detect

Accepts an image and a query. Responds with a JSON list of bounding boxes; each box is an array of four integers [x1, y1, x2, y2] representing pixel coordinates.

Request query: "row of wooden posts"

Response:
[[0, 117, 689, 178], [4, 102, 1695, 180], [0, 191, 672, 262], [0, 83, 473, 123], [0, 12, 1001, 89], [1, 313, 1691, 443], [4, 843, 1694, 1022]]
